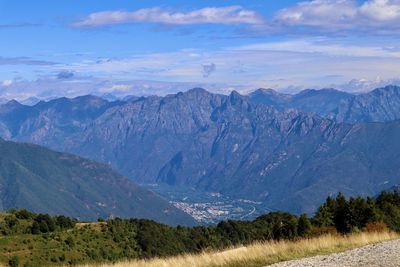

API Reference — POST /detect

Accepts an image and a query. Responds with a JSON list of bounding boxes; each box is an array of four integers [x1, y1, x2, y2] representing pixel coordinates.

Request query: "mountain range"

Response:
[[249, 85, 400, 123], [0, 138, 195, 225], [1, 86, 400, 214]]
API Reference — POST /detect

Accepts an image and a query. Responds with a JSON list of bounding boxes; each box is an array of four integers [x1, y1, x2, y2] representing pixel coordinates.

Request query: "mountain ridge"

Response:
[[1, 87, 400, 214]]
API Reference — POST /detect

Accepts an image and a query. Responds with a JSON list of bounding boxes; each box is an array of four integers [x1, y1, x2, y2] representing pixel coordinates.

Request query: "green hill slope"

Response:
[[0, 139, 195, 225]]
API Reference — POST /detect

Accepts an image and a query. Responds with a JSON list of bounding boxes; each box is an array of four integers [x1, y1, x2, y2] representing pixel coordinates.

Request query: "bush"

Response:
[[8, 256, 19, 267], [363, 221, 388, 233], [309, 226, 338, 237], [14, 209, 34, 220], [31, 221, 40, 235], [65, 236, 75, 248]]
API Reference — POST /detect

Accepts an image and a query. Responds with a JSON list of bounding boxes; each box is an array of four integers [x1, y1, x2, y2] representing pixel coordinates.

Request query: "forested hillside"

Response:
[[0, 190, 399, 266]]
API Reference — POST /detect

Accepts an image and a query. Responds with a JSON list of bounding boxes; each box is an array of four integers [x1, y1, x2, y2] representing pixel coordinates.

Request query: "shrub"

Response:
[[309, 226, 338, 237], [65, 236, 75, 248], [8, 256, 19, 267], [14, 209, 34, 220], [364, 221, 388, 233], [31, 222, 40, 235]]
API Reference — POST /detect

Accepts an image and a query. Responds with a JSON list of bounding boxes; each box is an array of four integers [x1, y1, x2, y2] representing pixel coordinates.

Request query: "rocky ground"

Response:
[[269, 239, 400, 267]]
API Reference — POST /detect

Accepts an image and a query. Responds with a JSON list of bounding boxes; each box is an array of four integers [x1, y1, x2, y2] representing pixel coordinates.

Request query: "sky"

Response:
[[1, 0, 400, 100]]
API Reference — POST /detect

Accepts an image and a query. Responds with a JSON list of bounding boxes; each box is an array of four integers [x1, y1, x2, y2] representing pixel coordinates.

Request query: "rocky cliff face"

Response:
[[249, 85, 400, 123], [330, 85, 400, 123], [248, 88, 353, 116]]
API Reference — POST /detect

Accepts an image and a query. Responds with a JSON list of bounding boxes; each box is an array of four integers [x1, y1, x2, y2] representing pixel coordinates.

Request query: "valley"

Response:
[[145, 184, 273, 223]]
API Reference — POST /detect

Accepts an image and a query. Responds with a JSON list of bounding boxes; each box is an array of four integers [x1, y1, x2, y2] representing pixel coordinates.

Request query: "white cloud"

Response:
[[70, 1, 400, 35], [270, 0, 400, 34], [1, 80, 12, 86], [72, 6, 263, 27], [0, 74, 247, 100], [275, 0, 357, 29], [360, 0, 400, 22], [333, 77, 400, 92]]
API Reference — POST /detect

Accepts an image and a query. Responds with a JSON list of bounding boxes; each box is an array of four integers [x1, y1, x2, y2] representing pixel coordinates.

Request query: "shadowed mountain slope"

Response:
[[0, 139, 195, 225]]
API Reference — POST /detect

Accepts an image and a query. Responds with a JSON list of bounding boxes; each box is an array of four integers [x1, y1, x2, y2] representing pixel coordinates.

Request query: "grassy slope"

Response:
[[95, 231, 398, 267]]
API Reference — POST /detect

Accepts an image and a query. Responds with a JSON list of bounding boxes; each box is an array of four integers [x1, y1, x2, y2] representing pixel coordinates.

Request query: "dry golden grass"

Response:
[[80, 231, 399, 267]]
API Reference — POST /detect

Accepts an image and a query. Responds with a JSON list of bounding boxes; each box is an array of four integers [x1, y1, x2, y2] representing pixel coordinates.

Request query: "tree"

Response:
[[39, 221, 49, 233], [31, 221, 40, 234], [14, 209, 34, 220], [297, 214, 312, 237], [4, 216, 19, 229], [313, 204, 334, 227], [35, 214, 56, 233], [257, 212, 298, 240], [348, 197, 381, 229], [334, 193, 352, 233], [55, 215, 76, 229]]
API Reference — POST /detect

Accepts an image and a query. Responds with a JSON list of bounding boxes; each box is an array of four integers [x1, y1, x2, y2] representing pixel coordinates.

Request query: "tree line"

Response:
[[1, 190, 400, 266]]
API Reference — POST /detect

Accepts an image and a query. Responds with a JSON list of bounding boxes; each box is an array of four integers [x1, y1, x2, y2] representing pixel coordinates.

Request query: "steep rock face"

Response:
[[0, 100, 34, 138], [70, 88, 225, 182], [248, 88, 353, 116], [0, 139, 195, 225], [1, 95, 122, 147], [249, 85, 400, 123], [330, 85, 400, 123]]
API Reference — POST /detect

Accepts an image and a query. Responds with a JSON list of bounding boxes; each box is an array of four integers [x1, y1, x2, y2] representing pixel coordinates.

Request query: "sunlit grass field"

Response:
[[80, 231, 398, 267]]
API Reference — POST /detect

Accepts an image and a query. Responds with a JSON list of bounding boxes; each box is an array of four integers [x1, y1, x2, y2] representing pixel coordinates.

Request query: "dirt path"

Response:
[[268, 239, 400, 267]]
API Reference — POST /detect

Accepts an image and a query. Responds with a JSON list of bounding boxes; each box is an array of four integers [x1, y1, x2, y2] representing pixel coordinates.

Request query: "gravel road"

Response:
[[268, 239, 400, 267]]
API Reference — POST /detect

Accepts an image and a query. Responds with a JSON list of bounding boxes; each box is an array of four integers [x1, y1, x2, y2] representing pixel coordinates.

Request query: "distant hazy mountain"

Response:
[[100, 93, 120, 102], [1, 87, 400, 214], [249, 88, 353, 116], [122, 95, 140, 102], [0, 95, 123, 146], [0, 138, 195, 225], [20, 97, 41, 106], [249, 85, 400, 123], [329, 85, 400, 123]]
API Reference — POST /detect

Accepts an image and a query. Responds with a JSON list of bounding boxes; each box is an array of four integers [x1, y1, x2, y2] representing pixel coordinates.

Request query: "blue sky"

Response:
[[1, 0, 400, 99]]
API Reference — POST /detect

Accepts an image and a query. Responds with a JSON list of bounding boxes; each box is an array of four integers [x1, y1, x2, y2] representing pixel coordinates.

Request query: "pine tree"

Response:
[[334, 193, 352, 233], [297, 214, 312, 236]]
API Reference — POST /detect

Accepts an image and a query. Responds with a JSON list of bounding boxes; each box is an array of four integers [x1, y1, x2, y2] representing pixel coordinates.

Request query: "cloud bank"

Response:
[[72, 6, 263, 27], [269, 0, 400, 35], [72, 1, 400, 35]]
